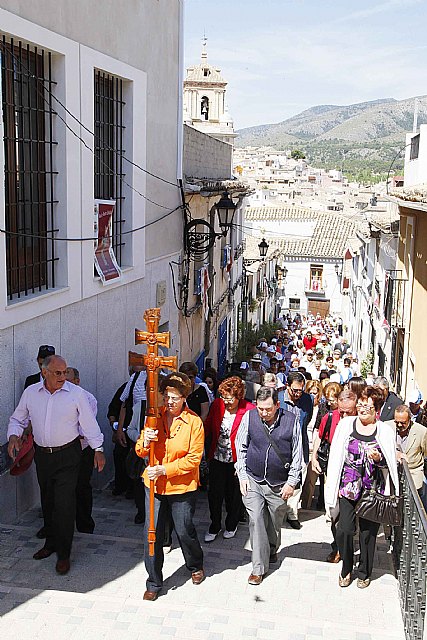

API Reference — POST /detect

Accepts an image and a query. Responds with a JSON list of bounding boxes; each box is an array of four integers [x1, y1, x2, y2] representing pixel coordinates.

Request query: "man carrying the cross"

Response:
[[135, 372, 205, 600]]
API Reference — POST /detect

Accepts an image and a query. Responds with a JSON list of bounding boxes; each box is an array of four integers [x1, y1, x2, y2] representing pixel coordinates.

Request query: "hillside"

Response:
[[236, 96, 427, 179]]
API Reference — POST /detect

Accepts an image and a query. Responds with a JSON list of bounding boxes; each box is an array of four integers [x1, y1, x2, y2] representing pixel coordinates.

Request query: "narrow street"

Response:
[[0, 489, 404, 640]]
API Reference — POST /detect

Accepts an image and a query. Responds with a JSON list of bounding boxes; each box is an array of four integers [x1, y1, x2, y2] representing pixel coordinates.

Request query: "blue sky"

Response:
[[184, 0, 427, 129]]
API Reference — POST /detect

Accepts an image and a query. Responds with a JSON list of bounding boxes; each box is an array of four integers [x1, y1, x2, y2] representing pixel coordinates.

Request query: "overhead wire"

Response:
[[0, 204, 182, 242]]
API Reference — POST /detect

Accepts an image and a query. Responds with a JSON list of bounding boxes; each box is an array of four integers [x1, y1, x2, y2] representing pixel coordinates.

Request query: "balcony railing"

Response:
[[392, 461, 427, 640], [385, 271, 406, 329]]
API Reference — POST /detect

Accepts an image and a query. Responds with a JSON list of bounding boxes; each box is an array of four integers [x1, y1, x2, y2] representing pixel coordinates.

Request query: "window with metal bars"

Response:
[[1, 37, 58, 301], [94, 70, 125, 266]]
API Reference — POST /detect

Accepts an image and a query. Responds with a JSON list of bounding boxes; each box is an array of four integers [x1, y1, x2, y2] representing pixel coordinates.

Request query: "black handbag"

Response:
[[355, 466, 403, 527], [316, 412, 333, 474]]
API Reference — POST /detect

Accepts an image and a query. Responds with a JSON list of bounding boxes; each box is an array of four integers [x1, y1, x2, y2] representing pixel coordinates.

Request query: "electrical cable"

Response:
[[0, 41, 179, 189], [0, 204, 182, 242]]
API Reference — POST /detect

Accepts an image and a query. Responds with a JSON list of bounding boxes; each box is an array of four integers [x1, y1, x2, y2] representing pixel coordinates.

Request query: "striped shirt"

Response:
[[235, 408, 302, 488]]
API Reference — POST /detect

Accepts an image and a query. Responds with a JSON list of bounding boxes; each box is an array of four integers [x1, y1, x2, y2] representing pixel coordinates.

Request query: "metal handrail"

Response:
[[393, 460, 427, 640]]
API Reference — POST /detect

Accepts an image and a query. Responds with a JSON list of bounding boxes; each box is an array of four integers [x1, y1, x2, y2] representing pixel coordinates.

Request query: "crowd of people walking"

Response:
[[6, 311, 427, 599]]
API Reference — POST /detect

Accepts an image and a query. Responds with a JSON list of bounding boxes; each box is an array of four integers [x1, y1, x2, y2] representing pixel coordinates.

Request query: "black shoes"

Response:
[[287, 518, 302, 530]]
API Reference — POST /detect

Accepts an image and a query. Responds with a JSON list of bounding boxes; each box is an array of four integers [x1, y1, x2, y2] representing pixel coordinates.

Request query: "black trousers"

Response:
[[144, 487, 203, 593], [34, 439, 82, 560], [208, 458, 242, 534], [76, 446, 95, 533], [336, 496, 380, 580], [113, 437, 133, 493]]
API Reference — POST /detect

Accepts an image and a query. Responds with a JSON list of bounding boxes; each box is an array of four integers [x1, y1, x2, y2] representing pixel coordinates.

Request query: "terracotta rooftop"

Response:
[[244, 205, 357, 259]]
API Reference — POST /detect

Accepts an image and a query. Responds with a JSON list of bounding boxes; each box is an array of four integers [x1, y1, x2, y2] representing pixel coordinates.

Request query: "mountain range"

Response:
[[235, 96, 427, 179]]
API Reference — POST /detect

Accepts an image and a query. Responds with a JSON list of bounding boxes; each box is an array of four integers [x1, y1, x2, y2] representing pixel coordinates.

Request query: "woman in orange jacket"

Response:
[[136, 372, 205, 601]]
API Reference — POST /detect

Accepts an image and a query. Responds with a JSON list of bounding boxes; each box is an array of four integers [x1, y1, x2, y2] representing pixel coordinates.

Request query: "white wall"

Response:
[[0, 1, 183, 516]]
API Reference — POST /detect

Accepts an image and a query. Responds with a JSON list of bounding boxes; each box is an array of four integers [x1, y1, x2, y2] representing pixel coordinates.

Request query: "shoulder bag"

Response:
[[316, 412, 333, 474], [355, 465, 403, 527]]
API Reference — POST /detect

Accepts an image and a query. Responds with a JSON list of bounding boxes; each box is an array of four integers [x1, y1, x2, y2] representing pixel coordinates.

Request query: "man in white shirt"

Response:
[[7, 355, 105, 575]]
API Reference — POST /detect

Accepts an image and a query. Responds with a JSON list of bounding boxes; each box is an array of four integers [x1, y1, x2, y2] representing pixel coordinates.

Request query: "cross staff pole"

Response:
[[131, 308, 177, 556]]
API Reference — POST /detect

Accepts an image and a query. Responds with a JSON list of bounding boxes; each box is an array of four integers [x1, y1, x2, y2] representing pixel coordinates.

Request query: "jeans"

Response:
[[144, 487, 203, 592]]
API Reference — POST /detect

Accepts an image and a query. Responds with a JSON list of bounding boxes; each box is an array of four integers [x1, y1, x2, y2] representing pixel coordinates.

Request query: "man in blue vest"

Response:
[[235, 387, 302, 585], [278, 371, 313, 529]]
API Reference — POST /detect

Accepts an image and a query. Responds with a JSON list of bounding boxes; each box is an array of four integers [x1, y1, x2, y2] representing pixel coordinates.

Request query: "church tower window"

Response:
[[201, 96, 209, 120]]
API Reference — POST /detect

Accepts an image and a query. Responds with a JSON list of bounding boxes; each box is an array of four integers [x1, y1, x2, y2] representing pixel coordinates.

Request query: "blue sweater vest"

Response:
[[247, 408, 295, 487]]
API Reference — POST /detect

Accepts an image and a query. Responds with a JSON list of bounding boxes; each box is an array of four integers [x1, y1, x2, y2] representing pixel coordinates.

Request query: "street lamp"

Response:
[[335, 263, 343, 277], [215, 191, 236, 235], [258, 238, 269, 258]]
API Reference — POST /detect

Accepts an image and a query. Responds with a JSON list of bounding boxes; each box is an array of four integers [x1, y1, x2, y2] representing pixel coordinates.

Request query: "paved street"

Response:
[[0, 489, 405, 640]]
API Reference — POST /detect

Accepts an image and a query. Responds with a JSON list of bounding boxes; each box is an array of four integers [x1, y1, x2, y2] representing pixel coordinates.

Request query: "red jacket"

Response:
[[303, 336, 317, 351], [204, 398, 255, 462]]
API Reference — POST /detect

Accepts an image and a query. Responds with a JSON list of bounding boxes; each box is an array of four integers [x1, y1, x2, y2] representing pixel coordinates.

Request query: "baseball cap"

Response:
[[275, 353, 283, 361], [37, 345, 55, 359], [321, 336, 328, 342], [240, 362, 249, 370], [257, 341, 268, 349], [407, 389, 423, 404], [306, 350, 314, 355], [266, 345, 276, 353]]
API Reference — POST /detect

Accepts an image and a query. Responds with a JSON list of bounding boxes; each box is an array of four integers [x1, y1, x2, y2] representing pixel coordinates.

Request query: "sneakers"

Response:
[[204, 531, 218, 543], [223, 529, 237, 539]]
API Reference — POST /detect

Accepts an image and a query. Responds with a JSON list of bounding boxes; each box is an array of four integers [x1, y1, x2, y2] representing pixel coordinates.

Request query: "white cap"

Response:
[[258, 341, 268, 349], [407, 389, 422, 404], [266, 345, 276, 353], [240, 361, 249, 370]]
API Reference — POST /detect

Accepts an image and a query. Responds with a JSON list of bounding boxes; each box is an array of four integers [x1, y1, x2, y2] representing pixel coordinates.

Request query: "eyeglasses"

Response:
[[40, 345, 55, 353], [163, 394, 183, 404], [394, 420, 410, 427], [220, 396, 235, 403], [356, 403, 375, 410], [289, 387, 303, 394], [46, 368, 66, 377]]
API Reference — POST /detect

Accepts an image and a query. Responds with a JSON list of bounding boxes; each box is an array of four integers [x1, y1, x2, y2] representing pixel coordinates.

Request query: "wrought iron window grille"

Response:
[[1, 36, 58, 300], [94, 70, 125, 266]]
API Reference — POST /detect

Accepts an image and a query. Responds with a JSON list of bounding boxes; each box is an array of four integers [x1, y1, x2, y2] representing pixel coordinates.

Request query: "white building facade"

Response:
[[0, 1, 184, 517]]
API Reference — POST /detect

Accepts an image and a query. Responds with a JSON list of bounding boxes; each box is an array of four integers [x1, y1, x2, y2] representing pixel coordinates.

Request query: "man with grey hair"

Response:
[[8, 355, 105, 575], [235, 386, 302, 585], [395, 404, 427, 499], [373, 376, 402, 422]]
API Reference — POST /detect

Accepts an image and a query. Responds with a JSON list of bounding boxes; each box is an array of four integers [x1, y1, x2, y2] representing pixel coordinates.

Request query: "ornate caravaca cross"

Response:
[[130, 308, 177, 556]]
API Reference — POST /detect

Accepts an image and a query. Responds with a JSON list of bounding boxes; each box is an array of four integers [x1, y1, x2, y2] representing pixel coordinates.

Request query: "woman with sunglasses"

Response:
[[325, 386, 399, 588], [135, 372, 205, 601], [204, 376, 255, 542]]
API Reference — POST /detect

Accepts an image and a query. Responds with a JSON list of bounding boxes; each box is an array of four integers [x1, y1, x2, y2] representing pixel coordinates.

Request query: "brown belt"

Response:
[[35, 437, 80, 454]]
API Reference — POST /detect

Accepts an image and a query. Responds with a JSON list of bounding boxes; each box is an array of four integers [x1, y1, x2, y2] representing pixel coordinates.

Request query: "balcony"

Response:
[[384, 271, 406, 329], [305, 277, 326, 296]]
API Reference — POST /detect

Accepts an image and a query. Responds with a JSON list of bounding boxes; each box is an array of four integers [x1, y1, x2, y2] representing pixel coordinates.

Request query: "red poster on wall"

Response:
[[94, 199, 122, 284]]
